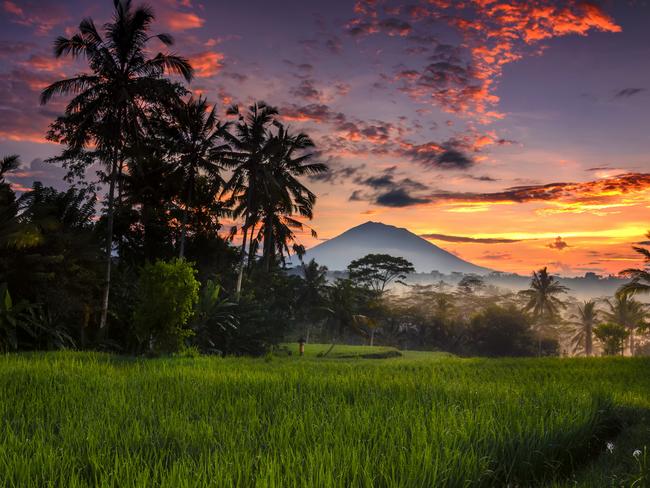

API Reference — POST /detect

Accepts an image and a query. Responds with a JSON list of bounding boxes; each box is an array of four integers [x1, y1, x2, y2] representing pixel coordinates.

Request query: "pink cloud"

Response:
[[189, 51, 225, 78]]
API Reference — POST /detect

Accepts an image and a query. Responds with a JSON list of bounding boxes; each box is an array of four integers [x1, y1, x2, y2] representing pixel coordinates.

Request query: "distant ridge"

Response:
[[293, 221, 492, 274]]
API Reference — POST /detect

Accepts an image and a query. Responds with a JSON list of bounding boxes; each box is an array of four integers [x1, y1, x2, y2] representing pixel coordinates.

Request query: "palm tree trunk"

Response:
[[235, 222, 249, 300], [99, 154, 118, 330], [246, 222, 256, 270], [179, 182, 193, 259], [586, 323, 593, 357], [264, 215, 273, 272]]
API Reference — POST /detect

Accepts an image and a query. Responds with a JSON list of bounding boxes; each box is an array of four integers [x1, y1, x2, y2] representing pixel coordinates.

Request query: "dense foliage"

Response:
[[132, 259, 200, 354]]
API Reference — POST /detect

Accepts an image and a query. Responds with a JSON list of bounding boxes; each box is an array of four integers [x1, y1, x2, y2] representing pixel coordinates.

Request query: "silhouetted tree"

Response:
[[569, 300, 599, 356], [594, 322, 629, 356], [348, 254, 415, 293], [296, 259, 328, 342], [619, 231, 650, 297], [222, 102, 279, 297], [160, 96, 231, 258], [41, 0, 193, 329], [603, 294, 647, 356], [520, 267, 568, 354]]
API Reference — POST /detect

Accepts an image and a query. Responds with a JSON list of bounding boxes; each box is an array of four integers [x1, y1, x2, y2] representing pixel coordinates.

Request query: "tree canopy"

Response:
[[347, 254, 415, 293]]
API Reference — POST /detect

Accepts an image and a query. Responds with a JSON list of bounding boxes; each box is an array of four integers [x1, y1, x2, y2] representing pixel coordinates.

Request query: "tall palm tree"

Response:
[[160, 96, 231, 258], [520, 267, 568, 354], [41, 0, 193, 329], [603, 294, 647, 356], [257, 124, 326, 271], [221, 102, 279, 297], [619, 231, 650, 297], [569, 300, 598, 356]]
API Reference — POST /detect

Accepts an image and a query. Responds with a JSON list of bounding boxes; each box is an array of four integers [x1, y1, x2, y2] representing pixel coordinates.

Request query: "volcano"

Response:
[[293, 221, 491, 274]]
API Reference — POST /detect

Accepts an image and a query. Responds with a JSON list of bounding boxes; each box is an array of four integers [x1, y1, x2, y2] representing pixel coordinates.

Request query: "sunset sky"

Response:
[[1, 0, 649, 276]]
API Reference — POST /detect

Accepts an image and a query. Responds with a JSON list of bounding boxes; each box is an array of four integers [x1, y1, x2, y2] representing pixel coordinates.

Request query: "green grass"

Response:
[[0, 349, 648, 487], [282, 342, 400, 358]]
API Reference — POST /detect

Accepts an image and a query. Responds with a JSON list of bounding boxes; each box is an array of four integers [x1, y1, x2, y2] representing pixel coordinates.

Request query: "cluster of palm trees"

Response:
[[519, 265, 649, 357], [40, 0, 326, 326], [569, 295, 647, 356]]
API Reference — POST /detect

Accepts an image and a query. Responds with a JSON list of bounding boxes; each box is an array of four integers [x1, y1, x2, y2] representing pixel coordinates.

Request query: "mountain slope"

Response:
[[294, 221, 491, 274]]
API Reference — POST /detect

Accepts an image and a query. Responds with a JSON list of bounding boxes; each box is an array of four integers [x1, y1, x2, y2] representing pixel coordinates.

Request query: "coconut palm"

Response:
[[40, 0, 193, 329], [297, 259, 328, 342], [160, 97, 231, 258], [0, 155, 20, 182], [569, 300, 599, 356], [256, 124, 326, 271], [603, 294, 647, 356], [221, 102, 279, 297], [519, 267, 569, 354], [223, 105, 326, 287], [619, 231, 650, 297]]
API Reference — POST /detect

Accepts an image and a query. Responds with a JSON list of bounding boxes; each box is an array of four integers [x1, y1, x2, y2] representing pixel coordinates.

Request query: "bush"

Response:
[[132, 259, 199, 354], [594, 322, 629, 356], [212, 269, 300, 356], [465, 305, 538, 357]]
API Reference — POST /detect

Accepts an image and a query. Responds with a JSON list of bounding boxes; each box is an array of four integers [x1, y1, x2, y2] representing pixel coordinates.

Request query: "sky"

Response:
[[1, 0, 649, 276]]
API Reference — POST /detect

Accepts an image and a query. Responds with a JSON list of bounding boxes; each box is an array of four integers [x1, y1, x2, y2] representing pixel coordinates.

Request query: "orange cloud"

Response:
[[189, 51, 225, 78], [357, 0, 622, 121], [166, 12, 204, 30]]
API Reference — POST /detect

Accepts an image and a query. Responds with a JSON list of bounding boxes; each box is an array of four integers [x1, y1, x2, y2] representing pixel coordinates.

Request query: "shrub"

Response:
[[465, 305, 538, 357], [132, 259, 199, 354], [594, 322, 629, 356]]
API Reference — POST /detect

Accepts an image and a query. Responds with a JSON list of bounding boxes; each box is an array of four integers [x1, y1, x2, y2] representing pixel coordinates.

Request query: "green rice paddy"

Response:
[[0, 349, 648, 487]]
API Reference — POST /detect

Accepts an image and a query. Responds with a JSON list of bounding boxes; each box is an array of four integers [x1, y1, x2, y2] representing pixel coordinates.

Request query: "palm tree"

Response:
[[0, 155, 20, 182], [569, 300, 598, 356], [519, 267, 569, 354], [297, 259, 328, 342], [221, 102, 279, 297], [161, 97, 231, 258], [0, 155, 21, 248], [321, 279, 363, 356], [619, 231, 650, 297], [257, 124, 326, 271], [41, 0, 193, 329], [603, 294, 647, 356]]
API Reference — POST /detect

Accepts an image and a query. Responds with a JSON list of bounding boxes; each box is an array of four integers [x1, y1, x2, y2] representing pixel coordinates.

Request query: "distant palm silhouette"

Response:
[[41, 0, 193, 329], [569, 300, 599, 356], [603, 294, 647, 356], [520, 267, 568, 354]]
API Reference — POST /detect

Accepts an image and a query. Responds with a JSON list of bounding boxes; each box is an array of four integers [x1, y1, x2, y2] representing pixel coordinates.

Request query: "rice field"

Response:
[[0, 349, 648, 487]]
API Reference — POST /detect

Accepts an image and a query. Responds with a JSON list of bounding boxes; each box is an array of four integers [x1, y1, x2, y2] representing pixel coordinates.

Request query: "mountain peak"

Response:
[[295, 221, 491, 274]]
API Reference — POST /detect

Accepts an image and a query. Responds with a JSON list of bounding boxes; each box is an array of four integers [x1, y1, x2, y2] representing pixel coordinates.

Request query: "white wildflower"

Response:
[[633, 449, 642, 458], [607, 442, 615, 453]]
